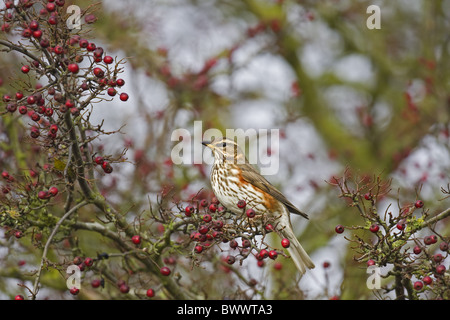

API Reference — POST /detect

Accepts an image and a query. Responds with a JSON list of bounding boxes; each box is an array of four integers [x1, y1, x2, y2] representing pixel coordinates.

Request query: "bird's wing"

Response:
[[238, 163, 309, 219]]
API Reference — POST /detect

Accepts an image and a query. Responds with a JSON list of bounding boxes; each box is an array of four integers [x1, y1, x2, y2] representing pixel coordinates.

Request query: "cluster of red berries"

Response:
[[94, 156, 113, 174], [1, 1, 129, 141]]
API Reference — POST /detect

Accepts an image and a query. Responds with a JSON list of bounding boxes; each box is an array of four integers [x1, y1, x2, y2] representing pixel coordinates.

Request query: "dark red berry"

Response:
[[131, 235, 141, 245], [413, 281, 423, 291], [414, 200, 424, 208], [422, 276, 432, 285], [246, 208, 255, 218], [160, 266, 171, 276], [435, 264, 446, 275], [335, 224, 345, 234], [226, 255, 235, 265], [185, 205, 195, 217], [146, 288, 155, 298], [268, 250, 278, 260], [369, 224, 379, 233], [281, 238, 290, 248], [237, 200, 246, 208], [84, 257, 93, 267], [119, 93, 129, 101]]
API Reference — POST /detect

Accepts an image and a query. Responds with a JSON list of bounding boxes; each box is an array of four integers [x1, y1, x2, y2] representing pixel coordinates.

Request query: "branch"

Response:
[[31, 200, 89, 300]]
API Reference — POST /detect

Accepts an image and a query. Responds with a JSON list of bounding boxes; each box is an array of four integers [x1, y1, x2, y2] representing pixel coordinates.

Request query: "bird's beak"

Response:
[[202, 140, 213, 148]]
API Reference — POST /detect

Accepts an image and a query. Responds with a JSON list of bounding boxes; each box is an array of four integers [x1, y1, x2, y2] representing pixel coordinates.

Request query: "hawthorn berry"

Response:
[[84, 257, 93, 267], [14, 295, 24, 300], [237, 200, 246, 208], [413, 281, 423, 291], [91, 279, 102, 288], [281, 238, 290, 248], [413, 246, 422, 254], [69, 287, 79, 295], [146, 288, 155, 298], [335, 224, 345, 234], [433, 253, 443, 263], [48, 187, 58, 197], [225, 255, 236, 265], [364, 193, 372, 200], [67, 63, 79, 73], [246, 208, 255, 218], [103, 55, 113, 64], [200, 199, 208, 207], [131, 235, 141, 245], [414, 200, 424, 208], [229, 239, 238, 249], [102, 161, 113, 173], [15, 231, 23, 239], [38, 190, 49, 200], [94, 156, 104, 165], [435, 264, 446, 275], [160, 266, 171, 276], [93, 67, 104, 78], [119, 93, 129, 101], [265, 224, 274, 232], [422, 276, 432, 285], [367, 259, 376, 266], [369, 224, 379, 233], [440, 242, 449, 252], [268, 250, 278, 260], [185, 205, 195, 217], [119, 284, 130, 294], [202, 213, 212, 222], [116, 78, 125, 87], [208, 204, 217, 213], [259, 249, 269, 260], [194, 245, 203, 253], [21, 65, 30, 73]]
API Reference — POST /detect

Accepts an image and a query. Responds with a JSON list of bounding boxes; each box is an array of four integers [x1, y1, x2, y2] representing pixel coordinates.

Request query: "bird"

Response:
[[202, 137, 315, 275]]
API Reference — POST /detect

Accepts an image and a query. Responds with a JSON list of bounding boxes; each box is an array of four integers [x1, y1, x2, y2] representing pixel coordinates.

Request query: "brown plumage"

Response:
[[202, 137, 315, 275]]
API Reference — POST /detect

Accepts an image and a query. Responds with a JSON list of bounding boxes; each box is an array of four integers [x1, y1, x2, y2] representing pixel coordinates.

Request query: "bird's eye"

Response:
[[222, 142, 227, 147]]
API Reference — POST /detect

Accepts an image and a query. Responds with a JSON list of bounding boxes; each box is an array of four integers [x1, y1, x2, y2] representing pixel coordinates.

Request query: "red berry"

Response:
[[107, 87, 116, 96], [435, 264, 446, 275], [194, 245, 203, 253], [281, 238, 290, 248], [225, 255, 235, 265], [101, 161, 113, 173], [424, 236, 433, 245], [14, 295, 24, 300], [265, 224, 274, 232], [94, 156, 104, 165], [369, 224, 379, 233], [14, 231, 23, 239], [246, 208, 255, 218], [198, 225, 209, 234], [119, 93, 129, 101], [413, 281, 423, 291], [185, 205, 195, 217], [67, 63, 79, 74], [414, 200, 424, 208], [119, 284, 129, 294], [259, 249, 269, 259], [430, 235, 438, 244], [79, 39, 89, 48], [237, 199, 246, 208], [103, 55, 113, 64], [433, 253, 443, 263], [69, 287, 79, 295], [91, 279, 102, 288], [440, 242, 449, 252], [200, 199, 208, 207], [86, 42, 96, 52], [422, 276, 432, 285], [364, 193, 372, 200], [116, 78, 125, 87], [84, 257, 93, 267], [367, 259, 376, 266], [413, 245, 422, 254], [146, 288, 155, 298], [54, 45, 63, 55], [335, 224, 345, 234], [229, 239, 238, 249], [18, 105, 27, 114], [131, 235, 141, 245], [48, 187, 58, 197], [38, 190, 49, 200], [46, 2, 56, 12], [268, 250, 278, 260], [21, 65, 30, 73], [208, 204, 217, 213], [160, 266, 171, 276], [93, 67, 104, 78], [396, 222, 405, 231], [273, 262, 282, 270], [202, 213, 212, 222], [49, 124, 58, 134]]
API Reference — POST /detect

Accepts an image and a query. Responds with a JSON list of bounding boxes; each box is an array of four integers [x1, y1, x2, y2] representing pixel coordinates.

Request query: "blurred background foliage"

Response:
[[1, 0, 449, 299]]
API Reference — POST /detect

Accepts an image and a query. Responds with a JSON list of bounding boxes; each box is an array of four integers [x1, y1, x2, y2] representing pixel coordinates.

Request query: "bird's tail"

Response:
[[281, 228, 315, 275]]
